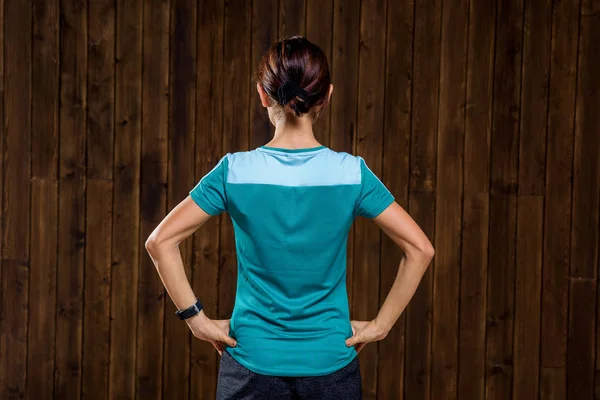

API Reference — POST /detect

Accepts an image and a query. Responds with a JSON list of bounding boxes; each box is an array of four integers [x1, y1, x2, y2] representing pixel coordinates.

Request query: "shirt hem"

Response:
[[189, 191, 220, 216], [223, 347, 358, 377], [367, 195, 395, 218]]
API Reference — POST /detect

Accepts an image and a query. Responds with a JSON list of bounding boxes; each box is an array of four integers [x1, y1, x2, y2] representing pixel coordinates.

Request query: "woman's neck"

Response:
[[265, 115, 322, 149]]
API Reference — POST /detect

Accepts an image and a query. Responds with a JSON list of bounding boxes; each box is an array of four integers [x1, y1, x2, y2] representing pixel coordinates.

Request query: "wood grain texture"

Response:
[[377, 0, 413, 398], [55, 1, 87, 398], [518, 0, 552, 196], [540, 367, 566, 400], [541, 0, 579, 380], [219, 0, 251, 322], [83, 2, 114, 399], [353, 1, 388, 398], [513, 196, 543, 399], [249, 0, 278, 150], [83, 180, 112, 400], [279, 0, 306, 37], [570, 0, 600, 280], [163, 1, 197, 398], [137, 0, 170, 398], [191, 0, 225, 397], [27, 180, 58, 399], [512, 0, 552, 397], [405, 192, 435, 400], [432, 0, 468, 398], [330, 0, 360, 307], [31, 0, 59, 180], [485, 0, 524, 397], [1, 2, 32, 399], [567, 279, 596, 399], [459, 0, 495, 397], [27, 1, 59, 398], [569, 1, 600, 397], [306, 0, 333, 146], [110, 1, 143, 398], [486, 194, 517, 399], [410, 0, 441, 192]]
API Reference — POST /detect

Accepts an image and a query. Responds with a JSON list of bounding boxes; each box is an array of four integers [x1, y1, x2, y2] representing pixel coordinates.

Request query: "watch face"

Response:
[[177, 301, 202, 320]]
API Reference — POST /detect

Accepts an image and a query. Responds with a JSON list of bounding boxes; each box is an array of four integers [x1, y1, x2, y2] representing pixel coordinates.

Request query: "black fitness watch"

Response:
[[175, 298, 203, 320]]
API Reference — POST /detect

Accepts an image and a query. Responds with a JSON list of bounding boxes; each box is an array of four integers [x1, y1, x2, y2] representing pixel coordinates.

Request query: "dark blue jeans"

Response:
[[216, 350, 362, 399]]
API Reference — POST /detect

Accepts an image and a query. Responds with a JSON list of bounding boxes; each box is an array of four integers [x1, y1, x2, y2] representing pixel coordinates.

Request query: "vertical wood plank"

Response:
[[164, 0, 196, 398], [110, 1, 143, 398], [405, 193, 435, 400], [1, 2, 32, 398], [459, 0, 495, 397], [488, 0, 524, 198], [190, 0, 224, 397], [86, 0, 115, 181], [409, 0, 441, 193], [28, 182, 59, 398], [330, 0, 360, 309], [486, 194, 517, 399], [249, 0, 278, 150], [0, 4, 3, 376], [377, 0, 413, 397], [459, 193, 490, 398], [432, 0, 468, 398], [513, 0, 552, 398], [84, 181, 112, 400], [84, 0, 114, 398], [27, 0, 59, 398], [138, 0, 170, 397], [55, 0, 87, 398], [485, 0, 524, 397], [219, 0, 251, 321], [540, 367, 567, 400], [279, 0, 305, 38], [405, 0, 441, 397], [353, 1, 387, 398], [31, 0, 59, 180], [541, 2, 580, 398], [517, 0, 552, 197], [585, 0, 600, 395], [513, 196, 544, 399], [567, 279, 597, 399], [306, 0, 333, 146], [570, 0, 599, 281], [569, 0, 600, 397]]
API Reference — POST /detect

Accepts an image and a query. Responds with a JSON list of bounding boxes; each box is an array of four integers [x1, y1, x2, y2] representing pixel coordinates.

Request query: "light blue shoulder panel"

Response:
[[226, 148, 362, 187]]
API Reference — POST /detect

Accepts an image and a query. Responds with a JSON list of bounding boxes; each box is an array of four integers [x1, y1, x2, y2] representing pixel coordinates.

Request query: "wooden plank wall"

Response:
[[0, 0, 598, 399]]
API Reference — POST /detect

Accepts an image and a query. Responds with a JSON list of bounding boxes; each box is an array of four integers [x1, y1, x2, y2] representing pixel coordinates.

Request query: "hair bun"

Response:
[[277, 80, 310, 117], [277, 80, 309, 106]]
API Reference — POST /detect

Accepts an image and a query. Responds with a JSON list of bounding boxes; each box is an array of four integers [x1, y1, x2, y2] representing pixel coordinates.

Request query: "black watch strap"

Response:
[[175, 298, 203, 320]]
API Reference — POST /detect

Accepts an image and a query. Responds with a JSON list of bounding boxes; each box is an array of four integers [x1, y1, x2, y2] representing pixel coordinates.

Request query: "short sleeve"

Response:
[[189, 155, 229, 215], [355, 157, 395, 218]]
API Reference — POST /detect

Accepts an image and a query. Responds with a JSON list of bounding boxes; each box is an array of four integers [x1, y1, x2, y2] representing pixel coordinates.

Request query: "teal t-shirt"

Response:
[[189, 145, 395, 377]]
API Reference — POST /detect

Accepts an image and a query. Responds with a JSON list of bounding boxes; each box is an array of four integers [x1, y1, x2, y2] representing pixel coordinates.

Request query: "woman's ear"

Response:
[[257, 83, 271, 107]]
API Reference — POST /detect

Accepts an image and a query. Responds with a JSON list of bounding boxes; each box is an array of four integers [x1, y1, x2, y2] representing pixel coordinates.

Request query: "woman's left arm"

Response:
[[145, 196, 210, 310], [145, 195, 236, 353]]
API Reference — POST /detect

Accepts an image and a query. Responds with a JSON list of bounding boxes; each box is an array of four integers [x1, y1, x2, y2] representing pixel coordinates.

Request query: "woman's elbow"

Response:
[[144, 232, 162, 258], [408, 240, 434, 267], [420, 240, 435, 260]]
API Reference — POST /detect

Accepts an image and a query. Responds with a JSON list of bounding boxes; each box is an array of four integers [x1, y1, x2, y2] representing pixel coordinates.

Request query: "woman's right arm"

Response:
[[345, 201, 434, 352], [371, 201, 434, 333]]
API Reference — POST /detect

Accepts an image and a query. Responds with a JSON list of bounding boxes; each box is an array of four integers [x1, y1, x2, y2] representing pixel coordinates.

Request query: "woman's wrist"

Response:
[[185, 309, 208, 327], [372, 315, 392, 337]]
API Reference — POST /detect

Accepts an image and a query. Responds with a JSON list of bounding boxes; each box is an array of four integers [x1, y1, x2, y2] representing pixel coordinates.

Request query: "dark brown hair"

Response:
[[254, 36, 331, 118]]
